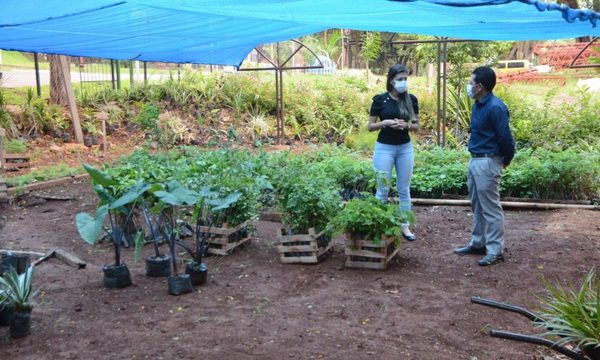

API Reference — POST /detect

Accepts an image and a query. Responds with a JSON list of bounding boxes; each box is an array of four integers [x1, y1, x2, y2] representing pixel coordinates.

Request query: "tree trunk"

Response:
[[49, 55, 69, 106], [508, 41, 535, 61], [353, 31, 361, 68]]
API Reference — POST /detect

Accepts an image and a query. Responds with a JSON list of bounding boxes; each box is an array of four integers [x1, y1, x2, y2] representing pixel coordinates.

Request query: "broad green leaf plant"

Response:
[[76, 164, 150, 267]]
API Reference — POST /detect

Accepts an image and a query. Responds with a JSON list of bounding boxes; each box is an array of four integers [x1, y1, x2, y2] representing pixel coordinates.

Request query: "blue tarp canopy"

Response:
[[0, 0, 599, 66]]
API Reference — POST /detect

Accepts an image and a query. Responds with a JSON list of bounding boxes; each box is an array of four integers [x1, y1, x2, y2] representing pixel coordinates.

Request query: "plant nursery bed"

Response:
[[277, 228, 334, 264], [0, 180, 599, 359], [344, 233, 401, 270]]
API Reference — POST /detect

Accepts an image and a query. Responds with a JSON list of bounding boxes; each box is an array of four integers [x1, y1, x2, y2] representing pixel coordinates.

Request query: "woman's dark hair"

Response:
[[386, 64, 409, 93], [386, 64, 416, 121], [472, 66, 497, 92]]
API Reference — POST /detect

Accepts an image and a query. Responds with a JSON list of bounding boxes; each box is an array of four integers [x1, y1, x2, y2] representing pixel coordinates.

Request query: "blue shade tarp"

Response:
[[0, 0, 599, 66]]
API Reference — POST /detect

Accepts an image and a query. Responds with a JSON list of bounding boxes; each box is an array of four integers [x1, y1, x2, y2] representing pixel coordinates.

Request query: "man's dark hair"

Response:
[[472, 66, 496, 92]]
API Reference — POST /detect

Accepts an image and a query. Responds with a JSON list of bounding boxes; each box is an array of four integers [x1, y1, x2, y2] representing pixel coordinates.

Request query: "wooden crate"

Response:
[[2, 154, 30, 171], [277, 228, 334, 264], [344, 233, 401, 270], [199, 221, 251, 256]]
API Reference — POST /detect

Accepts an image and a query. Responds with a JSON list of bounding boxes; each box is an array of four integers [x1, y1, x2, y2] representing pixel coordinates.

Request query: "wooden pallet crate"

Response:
[[277, 228, 334, 264], [198, 221, 252, 256], [2, 154, 30, 171], [344, 233, 401, 270]]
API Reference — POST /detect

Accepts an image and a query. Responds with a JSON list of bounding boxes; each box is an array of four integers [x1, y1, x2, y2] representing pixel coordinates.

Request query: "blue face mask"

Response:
[[467, 83, 479, 98], [394, 80, 408, 93]]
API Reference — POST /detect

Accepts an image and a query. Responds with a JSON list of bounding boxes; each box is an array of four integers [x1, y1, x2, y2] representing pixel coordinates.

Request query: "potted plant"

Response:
[[76, 164, 149, 289], [536, 268, 600, 360], [0, 266, 37, 338], [138, 202, 171, 278], [193, 171, 258, 255], [184, 188, 242, 284], [82, 109, 102, 146], [328, 195, 415, 269], [0, 286, 12, 326], [152, 181, 200, 296]]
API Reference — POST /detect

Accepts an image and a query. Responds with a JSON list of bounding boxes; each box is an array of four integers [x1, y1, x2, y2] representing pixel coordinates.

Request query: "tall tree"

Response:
[[360, 32, 382, 82], [49, 55, 69, 106]]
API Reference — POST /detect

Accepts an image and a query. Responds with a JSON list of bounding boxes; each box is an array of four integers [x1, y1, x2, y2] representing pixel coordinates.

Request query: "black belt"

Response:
[[471, 153, 498, 158]]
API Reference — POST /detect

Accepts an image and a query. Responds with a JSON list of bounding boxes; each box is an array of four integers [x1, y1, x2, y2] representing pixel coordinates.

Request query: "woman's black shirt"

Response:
[[370, 92, 419, 145]]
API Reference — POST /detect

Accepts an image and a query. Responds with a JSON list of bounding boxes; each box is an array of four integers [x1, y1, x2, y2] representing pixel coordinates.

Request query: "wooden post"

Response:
[[95, 111, 108, 158], [58, 56, 84, 144], [0, 127, 5, 170]]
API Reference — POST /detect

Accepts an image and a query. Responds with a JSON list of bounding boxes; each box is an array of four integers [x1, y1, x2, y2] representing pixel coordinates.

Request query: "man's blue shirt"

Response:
[[468, 92, 515, 165]]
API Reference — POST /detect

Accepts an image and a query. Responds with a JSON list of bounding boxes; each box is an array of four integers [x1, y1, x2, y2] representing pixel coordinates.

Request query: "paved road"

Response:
[[0, 69, 172, 88]]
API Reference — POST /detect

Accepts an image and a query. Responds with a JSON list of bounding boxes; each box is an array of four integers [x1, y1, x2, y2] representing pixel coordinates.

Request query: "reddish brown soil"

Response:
[[0, 180, 598, 359]]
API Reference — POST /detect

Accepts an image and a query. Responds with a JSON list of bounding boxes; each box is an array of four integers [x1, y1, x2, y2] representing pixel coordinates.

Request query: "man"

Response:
[[454, 66, 515, 266]]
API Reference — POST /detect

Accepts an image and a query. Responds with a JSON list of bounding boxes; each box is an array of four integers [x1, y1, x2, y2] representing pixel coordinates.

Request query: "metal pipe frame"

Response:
[[569, 37, 599, 69], [237, 40, 325, 144]]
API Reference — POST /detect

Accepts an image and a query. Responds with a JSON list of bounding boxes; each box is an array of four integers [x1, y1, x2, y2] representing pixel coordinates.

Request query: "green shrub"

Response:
[[4, 139, 27, 153], [134, 103, 160, 130], [6, 163, 82, 187], [412, 146, 469, 198], [345, 130, 377, 152], [328, 195, 414, 242], [275, 163, 342, 233], [502, 147, 599, 200]]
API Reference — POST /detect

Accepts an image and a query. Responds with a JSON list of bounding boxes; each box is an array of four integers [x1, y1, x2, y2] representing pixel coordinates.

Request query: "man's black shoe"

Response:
[[453, 245, 486, 255], [478, 254, 504, 266]]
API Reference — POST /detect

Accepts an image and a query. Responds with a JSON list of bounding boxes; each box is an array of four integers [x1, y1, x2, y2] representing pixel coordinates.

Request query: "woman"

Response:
[[367, 64, 419, 241]]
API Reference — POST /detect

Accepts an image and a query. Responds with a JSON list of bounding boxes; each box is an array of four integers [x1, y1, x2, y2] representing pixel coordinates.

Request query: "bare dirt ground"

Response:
[[0, 180, 598, 360]]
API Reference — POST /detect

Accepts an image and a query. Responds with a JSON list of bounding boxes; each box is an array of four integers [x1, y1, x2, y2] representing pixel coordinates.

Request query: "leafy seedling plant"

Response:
[[151, 180, 200, 295], [76, 164, 148, 289], [328, 195, 416, 245], [184, 187, 242, 285]]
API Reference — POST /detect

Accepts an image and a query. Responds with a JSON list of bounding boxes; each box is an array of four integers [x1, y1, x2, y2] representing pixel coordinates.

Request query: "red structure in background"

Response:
[[498, 41, 598, 85], [497, 70, 567, 85], [533, 42, 595, 68]]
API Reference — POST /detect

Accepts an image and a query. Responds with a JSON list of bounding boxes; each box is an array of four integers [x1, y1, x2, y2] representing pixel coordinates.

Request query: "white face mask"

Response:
[[393, 80, 408, 93], [467, 83, 476, 98]]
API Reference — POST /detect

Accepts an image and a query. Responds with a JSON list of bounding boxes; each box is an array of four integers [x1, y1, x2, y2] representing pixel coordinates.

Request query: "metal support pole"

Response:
[[436, 41, 441, 146], [110, 60, 116, 89], [33, 53, 41, 97], [177, 64, 181, 82], [129, 61, 134, 88], [275, 69, 281, 143], [442, 39, 448, 147], [115, 60, 121, 90], [279, 69, 284, 141], [340, 30, 345, 70], [143, 61, 147, 85]]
